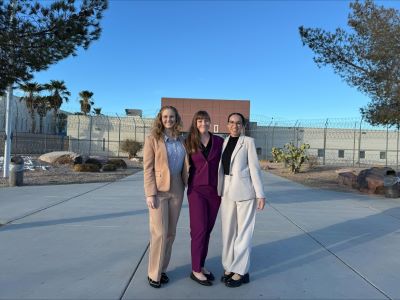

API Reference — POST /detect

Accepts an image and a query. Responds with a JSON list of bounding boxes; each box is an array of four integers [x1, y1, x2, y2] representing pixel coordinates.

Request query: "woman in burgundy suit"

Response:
[[185, 110, 224, 286]]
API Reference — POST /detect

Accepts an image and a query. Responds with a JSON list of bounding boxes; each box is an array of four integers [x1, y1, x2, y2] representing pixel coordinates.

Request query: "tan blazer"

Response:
[[217, 135, 265, 201], [143, 134, 189, 197]]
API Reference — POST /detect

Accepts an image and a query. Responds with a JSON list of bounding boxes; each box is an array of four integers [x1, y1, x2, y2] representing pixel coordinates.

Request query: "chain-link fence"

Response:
[[2, 113, 400, 168], [248, 118, 400, 168]]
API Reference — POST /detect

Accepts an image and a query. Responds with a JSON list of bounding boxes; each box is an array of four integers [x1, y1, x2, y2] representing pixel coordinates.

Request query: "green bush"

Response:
[[121, 139, 143, 158], [102, 164, 117, 172], [271, 143, 310, 173], [73, 163, 100, 172], [107, 158, 127, 169]]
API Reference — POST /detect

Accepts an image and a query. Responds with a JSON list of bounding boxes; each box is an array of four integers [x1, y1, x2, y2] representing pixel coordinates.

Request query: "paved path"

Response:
[[0, 172, 399, 299]]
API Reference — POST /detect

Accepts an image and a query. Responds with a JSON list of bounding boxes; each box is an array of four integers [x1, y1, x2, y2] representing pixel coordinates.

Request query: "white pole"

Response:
[[3, 85, 13, 178]]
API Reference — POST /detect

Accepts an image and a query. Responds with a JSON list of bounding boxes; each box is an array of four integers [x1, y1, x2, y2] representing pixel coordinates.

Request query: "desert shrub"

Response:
[[85, 158, 102, 169], [271, 147, 285, 163], [73, 163, 100, 172], [271, 143, 310, 173], [107, 158, 127, 169], [121, 139, 143, 158], [102, 164, 117, 172]]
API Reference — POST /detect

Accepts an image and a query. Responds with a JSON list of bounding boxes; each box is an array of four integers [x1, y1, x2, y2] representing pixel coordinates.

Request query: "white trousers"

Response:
[[221, 194, 256, 275]]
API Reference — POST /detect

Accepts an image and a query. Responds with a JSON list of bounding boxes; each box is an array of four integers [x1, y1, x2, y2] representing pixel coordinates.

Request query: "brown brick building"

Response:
[[161, 97, 250, 134]]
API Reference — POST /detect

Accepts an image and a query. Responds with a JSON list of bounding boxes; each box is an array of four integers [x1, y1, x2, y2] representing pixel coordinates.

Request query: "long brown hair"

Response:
[[185, 110, 211, 154], [151, 106, 183, 140]]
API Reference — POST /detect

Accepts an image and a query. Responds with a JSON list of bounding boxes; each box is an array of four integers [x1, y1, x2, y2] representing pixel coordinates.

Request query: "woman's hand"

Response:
[[146, 196, 157, 209], [257, 198, 266, 210]]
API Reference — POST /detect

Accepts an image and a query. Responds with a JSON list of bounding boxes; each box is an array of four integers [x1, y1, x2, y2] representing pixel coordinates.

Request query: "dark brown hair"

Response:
[[151, 105, 183, 140], [227, 112, 246, 125], [185, 110, 211, 154]]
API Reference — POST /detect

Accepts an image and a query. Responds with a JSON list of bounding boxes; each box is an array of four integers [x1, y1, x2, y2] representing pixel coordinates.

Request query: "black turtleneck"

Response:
[[222, 136, 239, 175]]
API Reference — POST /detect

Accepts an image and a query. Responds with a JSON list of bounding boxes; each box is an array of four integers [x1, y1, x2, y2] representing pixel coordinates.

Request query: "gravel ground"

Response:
[[0, 157, 142, 187]]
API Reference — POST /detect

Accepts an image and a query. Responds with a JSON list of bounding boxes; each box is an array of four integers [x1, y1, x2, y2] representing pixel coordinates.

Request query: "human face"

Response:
[[196, 118, 210, 134], [227, 114, 243, 137], [161, 108, 176, 129]]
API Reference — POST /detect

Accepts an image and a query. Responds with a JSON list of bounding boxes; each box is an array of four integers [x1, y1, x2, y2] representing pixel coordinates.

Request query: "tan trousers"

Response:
[[148, 175, 184, 281]]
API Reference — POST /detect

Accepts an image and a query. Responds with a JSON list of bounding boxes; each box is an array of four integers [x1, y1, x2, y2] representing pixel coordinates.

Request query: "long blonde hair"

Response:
[[151, 105, 183, 140]]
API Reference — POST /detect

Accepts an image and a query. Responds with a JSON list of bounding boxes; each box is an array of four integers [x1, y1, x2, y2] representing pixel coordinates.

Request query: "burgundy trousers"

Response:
[[188, 185, 221, 272]]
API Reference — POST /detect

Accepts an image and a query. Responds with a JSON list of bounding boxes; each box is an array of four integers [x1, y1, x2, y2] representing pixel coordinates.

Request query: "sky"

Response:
[[28, 0, 400, 122]]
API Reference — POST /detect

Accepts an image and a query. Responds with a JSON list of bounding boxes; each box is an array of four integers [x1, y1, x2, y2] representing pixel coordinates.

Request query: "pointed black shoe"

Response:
[[190, 272, 212, 286], [160, 272, 169, 284], [220, 272, 233, 283], [225, 273, 250, 288], [147, 276, 161, 288], [204, 271, 215, 281]]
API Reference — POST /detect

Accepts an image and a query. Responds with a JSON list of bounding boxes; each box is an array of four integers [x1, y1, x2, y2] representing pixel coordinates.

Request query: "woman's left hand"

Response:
[[257, 198, 266, 210]]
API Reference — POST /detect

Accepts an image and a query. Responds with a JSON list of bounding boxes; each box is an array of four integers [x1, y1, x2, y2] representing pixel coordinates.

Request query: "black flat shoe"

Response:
[[204, 271, 215, 281], [190, 272, 212, 286], [220, 272, 233, 283], [160, 272, 169, 284], [225, 273, 250, 288], [148, 276, 161, 288]]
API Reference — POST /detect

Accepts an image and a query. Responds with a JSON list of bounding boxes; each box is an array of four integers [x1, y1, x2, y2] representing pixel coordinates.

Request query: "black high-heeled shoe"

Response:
[[160, 272, 169, 284], [225, 273, 250, 288], [147, 276, 161, 288], [220, 271, 233, 283]]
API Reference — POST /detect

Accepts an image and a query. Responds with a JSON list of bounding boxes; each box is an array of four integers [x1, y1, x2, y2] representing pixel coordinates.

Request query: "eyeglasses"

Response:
[[228, 121, 242, 126]]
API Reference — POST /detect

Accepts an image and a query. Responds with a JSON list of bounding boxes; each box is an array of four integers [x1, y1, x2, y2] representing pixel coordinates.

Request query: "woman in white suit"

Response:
[[217, 112, 266, 288]]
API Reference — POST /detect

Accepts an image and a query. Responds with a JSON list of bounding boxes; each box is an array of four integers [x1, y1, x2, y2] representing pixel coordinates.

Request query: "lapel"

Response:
[[158, 136, 168, 165], [230, 135, 245, 165]]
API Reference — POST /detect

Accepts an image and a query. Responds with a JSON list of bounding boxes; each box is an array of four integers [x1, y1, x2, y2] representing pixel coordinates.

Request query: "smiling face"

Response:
[[161, 108, 176, 130], [196, 117, 210, 134], [227, 114, 243, 137]]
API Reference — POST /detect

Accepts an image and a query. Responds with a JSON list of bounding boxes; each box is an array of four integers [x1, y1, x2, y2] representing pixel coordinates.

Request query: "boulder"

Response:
[[357, 167, 396, 195], [338, 172, 357, 188], [39, 151, 80, 164]]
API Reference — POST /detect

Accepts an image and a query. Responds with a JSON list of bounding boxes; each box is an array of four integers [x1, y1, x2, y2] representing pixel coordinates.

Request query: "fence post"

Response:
[[293, 120, 298, 145], [77, 115, 80, 153], [358, 117, 363, 168], [323, 119, 328, 165], [107, 116, 110, 158], [88, 115, 93, 156], [116, 113, 121, 157], [132, 116, 137, 141], [265, 118, 273, 161], [352, 121, 357, 167], [296, 122, 301, 147], [385, 125, 389, 167], [397, 126, 399, 171], [271, 122, 276, 151]]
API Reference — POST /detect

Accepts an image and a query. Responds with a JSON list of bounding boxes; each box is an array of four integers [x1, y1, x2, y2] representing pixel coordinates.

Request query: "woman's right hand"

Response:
[[146, 196, 157, 209]]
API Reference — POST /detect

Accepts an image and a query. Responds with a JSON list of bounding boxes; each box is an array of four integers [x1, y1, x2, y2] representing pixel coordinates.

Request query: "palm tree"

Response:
[[44, 80, 70, 133], [79, 90, 94, 115], [93, 107, 102, 115], [19, 82, 43, 133], [36, 96, 51, 134]]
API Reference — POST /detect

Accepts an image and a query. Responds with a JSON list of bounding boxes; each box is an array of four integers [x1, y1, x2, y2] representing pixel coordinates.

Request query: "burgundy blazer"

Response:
[[188, 134, 224, 188]]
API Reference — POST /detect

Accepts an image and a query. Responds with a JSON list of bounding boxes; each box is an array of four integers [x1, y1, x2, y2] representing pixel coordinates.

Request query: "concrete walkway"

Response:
[[0, 172, 399, 299]]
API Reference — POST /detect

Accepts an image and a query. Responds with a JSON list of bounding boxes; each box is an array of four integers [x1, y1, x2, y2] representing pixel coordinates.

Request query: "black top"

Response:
[[222, 136, 239, 175], [201, 134, 213, 159]]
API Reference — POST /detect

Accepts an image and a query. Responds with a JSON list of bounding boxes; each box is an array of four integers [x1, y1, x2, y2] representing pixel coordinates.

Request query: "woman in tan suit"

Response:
[[218, 112, 266, 288], [143, 105, 189, 288]]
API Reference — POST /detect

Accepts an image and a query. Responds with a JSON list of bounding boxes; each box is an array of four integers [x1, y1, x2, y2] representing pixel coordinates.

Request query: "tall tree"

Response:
[[299, 0, 400, 127], [0, 0, 108, 94], [18, 81, 43, 133], [36, 96, 51, 134], [79, 90, 94, 115], [44, 80, 70, 133]]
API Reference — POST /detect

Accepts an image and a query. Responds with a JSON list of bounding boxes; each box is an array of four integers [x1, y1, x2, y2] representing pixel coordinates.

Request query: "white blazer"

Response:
[[217, 135, 265, 201]]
